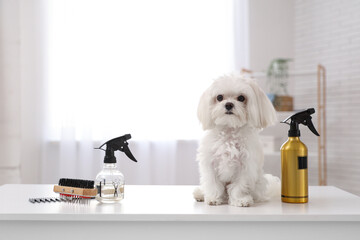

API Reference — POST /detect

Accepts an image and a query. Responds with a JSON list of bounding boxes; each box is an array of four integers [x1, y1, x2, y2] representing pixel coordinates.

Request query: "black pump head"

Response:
[[95, 134, 137, 163], [281, 108, 320, 137]]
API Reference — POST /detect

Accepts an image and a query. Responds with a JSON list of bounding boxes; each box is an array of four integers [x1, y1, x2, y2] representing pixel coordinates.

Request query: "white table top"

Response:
[[0, 184, 359, 221]]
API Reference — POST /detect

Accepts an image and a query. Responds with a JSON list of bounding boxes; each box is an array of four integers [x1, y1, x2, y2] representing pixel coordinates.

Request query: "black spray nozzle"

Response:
[[95, 134, 137, 163], [281, 108, 320, 137]]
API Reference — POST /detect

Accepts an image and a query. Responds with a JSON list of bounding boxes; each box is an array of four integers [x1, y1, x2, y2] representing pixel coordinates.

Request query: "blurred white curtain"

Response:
[[0, 0, 47, 184], [0, 0, 249, 185]]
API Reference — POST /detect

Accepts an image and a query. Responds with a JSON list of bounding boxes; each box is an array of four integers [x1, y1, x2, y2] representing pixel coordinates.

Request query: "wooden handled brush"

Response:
[[53, 178, 97, 199]]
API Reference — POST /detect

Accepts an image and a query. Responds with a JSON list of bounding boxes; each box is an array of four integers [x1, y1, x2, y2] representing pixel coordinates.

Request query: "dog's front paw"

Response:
[[193, 187, 204, 202], [205, 197, 226, 206], [229, 195, 254, 207]]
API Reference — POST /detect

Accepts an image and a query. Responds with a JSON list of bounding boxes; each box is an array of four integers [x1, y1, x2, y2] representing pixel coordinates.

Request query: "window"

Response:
[[46, 0, 245, 141]]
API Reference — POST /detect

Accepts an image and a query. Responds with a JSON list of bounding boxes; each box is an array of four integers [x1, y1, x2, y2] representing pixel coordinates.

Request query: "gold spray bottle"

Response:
[[280, 108, 319, 203]]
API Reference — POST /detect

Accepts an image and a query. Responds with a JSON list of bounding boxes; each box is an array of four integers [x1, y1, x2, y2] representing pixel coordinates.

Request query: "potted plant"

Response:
[[267, 58, 293, 111]]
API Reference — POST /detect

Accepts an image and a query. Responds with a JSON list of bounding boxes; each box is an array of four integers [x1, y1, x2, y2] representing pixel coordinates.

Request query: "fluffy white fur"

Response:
[[194, 74, 280, 207]]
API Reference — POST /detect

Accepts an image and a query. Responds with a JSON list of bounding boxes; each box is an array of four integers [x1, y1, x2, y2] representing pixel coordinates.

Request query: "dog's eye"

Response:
[[237, 95, 245, 102], [216, 95, 224, 102]]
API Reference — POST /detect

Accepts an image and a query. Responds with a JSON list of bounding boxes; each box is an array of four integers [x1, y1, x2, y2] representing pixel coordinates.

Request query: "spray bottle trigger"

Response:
[[305, 118, 320, 136], [95, 134, 138, 163], [122, 144, 137, 162]]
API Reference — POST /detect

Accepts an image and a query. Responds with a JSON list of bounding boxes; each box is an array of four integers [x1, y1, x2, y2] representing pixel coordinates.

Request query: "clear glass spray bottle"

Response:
[[95, 163, 125, 203], [95, 134, 137, 203]]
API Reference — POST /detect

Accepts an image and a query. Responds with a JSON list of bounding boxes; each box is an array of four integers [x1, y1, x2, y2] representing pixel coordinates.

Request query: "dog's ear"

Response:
[[197, 87, 215, 130], [247, 79, 277, 128]]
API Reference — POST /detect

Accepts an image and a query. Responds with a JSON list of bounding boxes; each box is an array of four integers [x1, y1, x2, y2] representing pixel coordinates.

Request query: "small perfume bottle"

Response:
[[95, 134, 137, 203]]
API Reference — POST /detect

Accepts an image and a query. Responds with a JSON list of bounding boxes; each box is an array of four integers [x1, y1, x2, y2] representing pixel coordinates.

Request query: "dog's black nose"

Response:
[[225, 102, 234, 111]]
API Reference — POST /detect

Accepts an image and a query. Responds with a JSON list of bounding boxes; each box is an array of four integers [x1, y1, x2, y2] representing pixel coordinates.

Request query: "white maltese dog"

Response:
[[193, 74, 280, 207]]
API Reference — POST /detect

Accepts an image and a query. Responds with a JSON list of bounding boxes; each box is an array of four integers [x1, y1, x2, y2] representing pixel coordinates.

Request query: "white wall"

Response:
[[293, 0, 360, 195], [249, 0, 360, 195], [248, 0, 294, 72]]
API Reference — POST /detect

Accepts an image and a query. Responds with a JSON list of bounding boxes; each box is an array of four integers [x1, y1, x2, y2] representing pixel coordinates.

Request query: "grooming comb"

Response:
[[53, 178, 97, 199], [29, 197, 64, 203], [28, 197, 90, 204]]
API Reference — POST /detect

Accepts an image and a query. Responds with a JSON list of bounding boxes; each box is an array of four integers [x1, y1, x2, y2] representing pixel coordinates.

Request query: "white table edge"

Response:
[[1, 213, 360, 222]]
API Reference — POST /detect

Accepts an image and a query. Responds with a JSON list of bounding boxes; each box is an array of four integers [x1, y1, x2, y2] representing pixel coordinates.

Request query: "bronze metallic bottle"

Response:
[[280, 108, 319, 203]]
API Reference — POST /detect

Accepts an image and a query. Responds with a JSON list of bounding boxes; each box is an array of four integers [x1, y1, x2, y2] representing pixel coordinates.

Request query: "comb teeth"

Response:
[[29, 197, 91, 204], [58, 178, 95, 189]]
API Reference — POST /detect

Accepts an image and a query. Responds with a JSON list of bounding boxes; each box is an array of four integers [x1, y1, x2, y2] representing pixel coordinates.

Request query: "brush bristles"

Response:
[[58, 178, 95, 189]]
